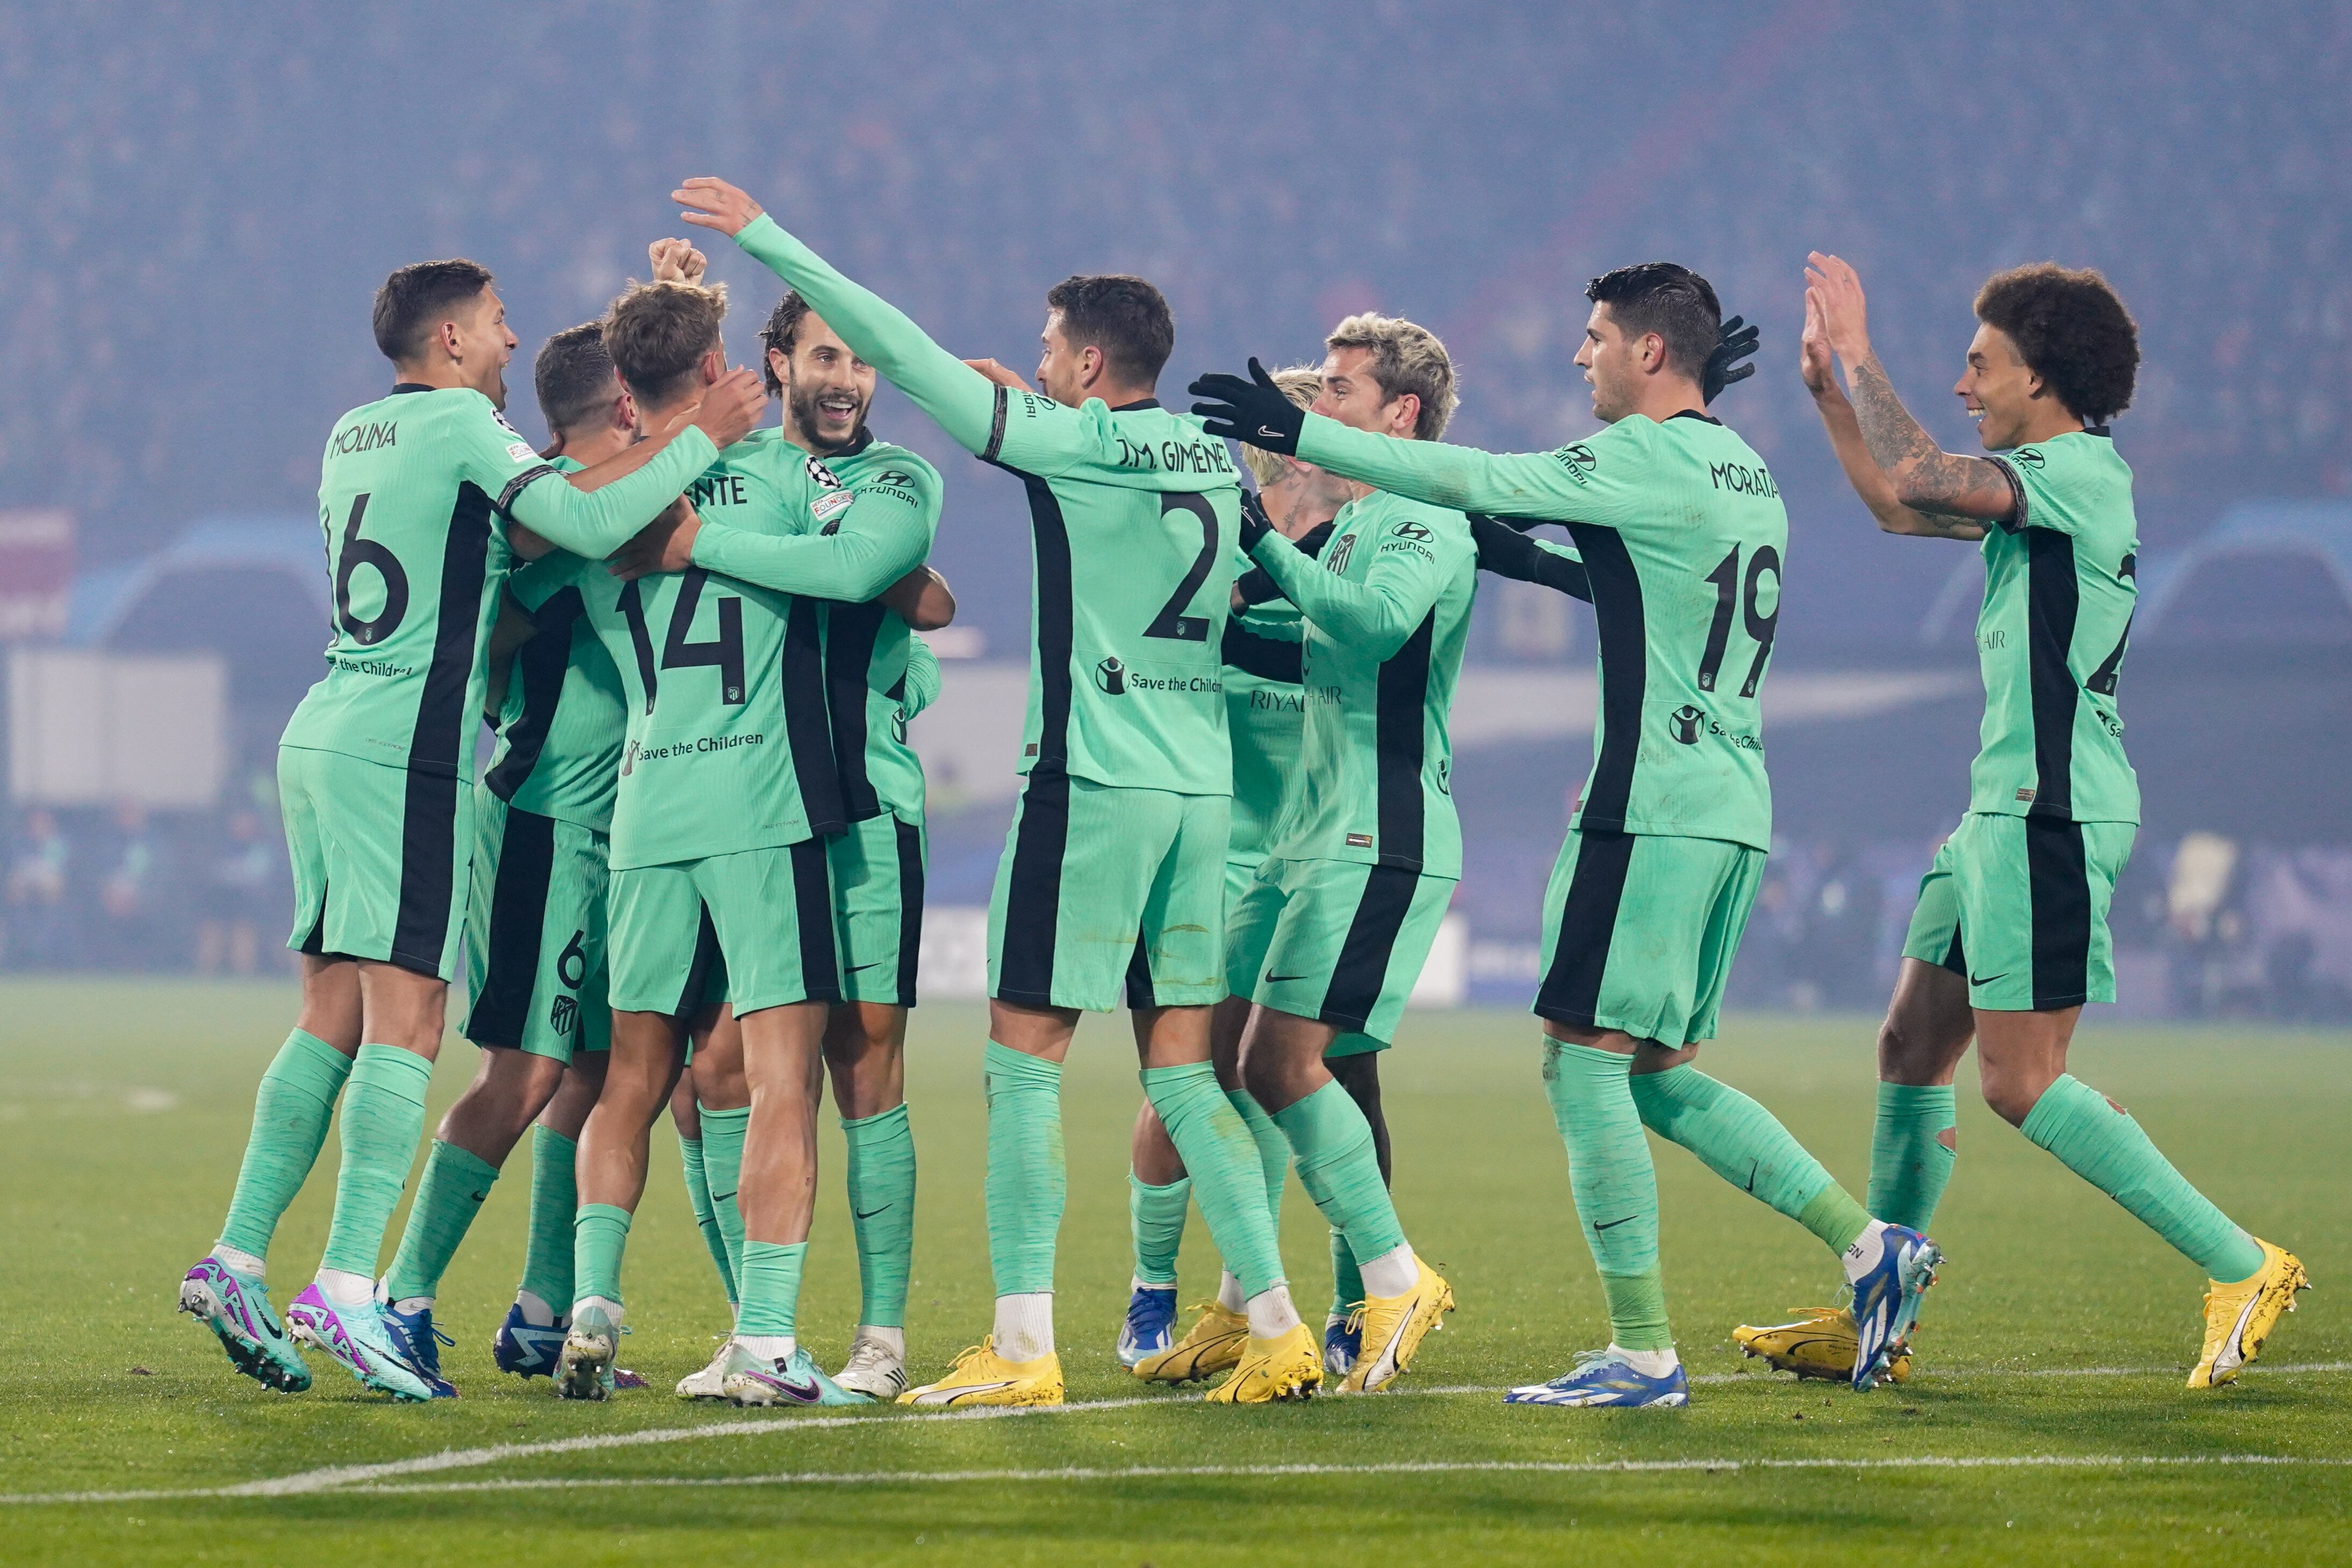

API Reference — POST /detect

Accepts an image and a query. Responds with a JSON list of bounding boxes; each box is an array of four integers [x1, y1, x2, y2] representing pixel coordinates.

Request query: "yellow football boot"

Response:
[[1204, 1322, 1323, 1404], [2190, 1239, 2310, 1389], [1131, 1302, 1248, 1384], [896, 1337, 1064, 1407], [1733, 1307, 1914, 1385], [1340, 1258, 1454, 1393]]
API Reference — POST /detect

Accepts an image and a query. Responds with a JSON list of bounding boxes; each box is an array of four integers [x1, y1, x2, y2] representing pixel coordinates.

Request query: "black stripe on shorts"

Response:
[[2026, 816, 2092, 1010], [895, 816, 925, 1008], [1320, 864, 1422, 1032], [675, 903, 722, 1019], [1938, 920, 1967, 980], [1123, 933, 1158, 1011], [792, 837, 844, 1004], [996, 767, 1070, 1005], [390, 766, 462, 976], [1533, 828, 1637, 1026], [463, 805, 557, 1047]]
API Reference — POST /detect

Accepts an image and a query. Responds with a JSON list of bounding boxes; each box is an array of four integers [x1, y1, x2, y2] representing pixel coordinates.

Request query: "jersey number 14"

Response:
[[618, 569, 747, 712]]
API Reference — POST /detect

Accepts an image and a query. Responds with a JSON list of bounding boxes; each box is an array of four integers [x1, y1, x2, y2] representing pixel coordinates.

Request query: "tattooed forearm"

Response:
[[1845, 355, 2015, 521]]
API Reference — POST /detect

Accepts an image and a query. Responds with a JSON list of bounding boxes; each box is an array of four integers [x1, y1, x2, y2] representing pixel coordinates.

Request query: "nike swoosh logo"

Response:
[[769, 1372, 822, 1401], [845, 961, 882, 973], [1594, 1215, 1637, 1231], [854, 1205, 891, 1220], [2216, 1292, 2262, 1373], [918, 1379, 1018, 1404], [1264, 972, 1311, 983], [1969, 972, 2009, 986], [1258, 425, 1284, 440], [1743, 1160, 1759, 1194], [711, 1190, 737, 1204]]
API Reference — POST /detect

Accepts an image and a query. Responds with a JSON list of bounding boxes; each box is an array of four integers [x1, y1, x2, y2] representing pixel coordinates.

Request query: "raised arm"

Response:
[[1799, 290, 1984, 542], [500, 379, 761, 559], [675, 178, 999, 455], [1808, 253, 2015, 524], [1239, 494, 1460, 659]]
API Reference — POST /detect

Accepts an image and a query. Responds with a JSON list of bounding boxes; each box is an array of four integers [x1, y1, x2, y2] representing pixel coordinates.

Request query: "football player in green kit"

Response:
[[1734, 257, 2306, 1391], [1120, 365, 1388, 1384], [539, 277, 941, 1407], [680, 174, 1319, 1405], [1196, 264, 1937, 1407], [178, 259, 764, 1401], [615, 239, 955, 1404]]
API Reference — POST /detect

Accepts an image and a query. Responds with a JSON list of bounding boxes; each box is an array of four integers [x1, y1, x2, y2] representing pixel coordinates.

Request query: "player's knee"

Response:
[[1976, 1058, 2049, 1127]]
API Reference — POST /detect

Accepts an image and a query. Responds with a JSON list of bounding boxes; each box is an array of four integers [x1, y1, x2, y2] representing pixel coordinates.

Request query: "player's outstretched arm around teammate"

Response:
[[1464, 515, 1592, 602], [1235, 489, 1467, 658]]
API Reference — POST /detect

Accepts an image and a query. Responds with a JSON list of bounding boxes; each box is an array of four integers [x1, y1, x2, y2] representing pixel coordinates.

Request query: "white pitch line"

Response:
[[6, 1360, 2348, 1508]]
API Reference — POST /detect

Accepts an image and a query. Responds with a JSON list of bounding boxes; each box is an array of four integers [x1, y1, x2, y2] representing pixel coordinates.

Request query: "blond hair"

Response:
[[1325, 313, 1457, 440], [1238, 366, 1322, 487]]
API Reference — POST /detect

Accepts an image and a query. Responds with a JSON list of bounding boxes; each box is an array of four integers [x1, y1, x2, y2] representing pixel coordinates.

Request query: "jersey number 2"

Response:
[[1697, 544, 1780, 698], [1142, 493, 1219, 642], [618, 568, 746, 712]]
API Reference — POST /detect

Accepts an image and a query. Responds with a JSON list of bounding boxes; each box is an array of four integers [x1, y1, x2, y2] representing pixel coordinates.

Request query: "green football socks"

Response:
[[735, 1240, 807, 1339], [217, 1029, 354, 1262], [1542, 1040, 1671, 1351], [1129, 1173, 1191, 1288], [1330, 1227, 1365, 1318], [517, 1125, 579, 1312], [2022, 1075, 2265, 1282], [677, 1134, 733, 1304], [1272, 1080, 1406, 1276], [1870, 1082, 1958, 1231], [318, 1043, 434, 1279], [698, 1103, 750, 1299], [1227, 1088, 1288, 1230], [984, 1041, 1066, 1296], [573, 1202, 632, 1308], [1629, 1062, 1870, 1255], [843, 1103, 917, 1329], [382, 1139, 499, 1303], [1144, 1062, 1286, 1298]]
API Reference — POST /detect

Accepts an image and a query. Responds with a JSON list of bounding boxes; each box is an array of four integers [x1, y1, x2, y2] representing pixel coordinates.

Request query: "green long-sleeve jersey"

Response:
[[732, 214, 1241, 796], [1297, 409, 1781, 851], [682, 429, 943, 823], [282, 383, 716, 778], [1245, 490, 1477, 877]]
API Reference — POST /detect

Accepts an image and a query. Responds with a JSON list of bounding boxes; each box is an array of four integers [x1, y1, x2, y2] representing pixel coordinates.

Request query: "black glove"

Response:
[[1190, 357, 1304, 455], [1703, 314, 1760, 405], [1236, 487, 1275, 551], [1468, 514, 1592, 602]]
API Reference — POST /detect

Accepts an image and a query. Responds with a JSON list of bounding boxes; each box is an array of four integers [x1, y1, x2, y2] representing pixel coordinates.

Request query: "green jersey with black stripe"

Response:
[[816, 436, 942, 824], [572, 435, 843, 871], [1242, 490, 1478, 877], [483, 457, 627, 835], [282, 383, 717, 781], [1223, 596, 1307, 864], [1296, 409, 1782, 852], [1972, 429, 2140, 823]]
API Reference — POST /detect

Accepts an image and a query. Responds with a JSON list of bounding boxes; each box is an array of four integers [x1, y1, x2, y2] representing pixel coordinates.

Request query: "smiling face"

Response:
[[769, 308, 875, 455], [1954, 322, 2044, 451], [450, 285, 520, 410]]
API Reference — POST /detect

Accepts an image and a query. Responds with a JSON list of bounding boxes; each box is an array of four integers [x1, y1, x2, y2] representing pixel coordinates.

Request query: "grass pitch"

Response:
[[2, 979, 2347, 1565]]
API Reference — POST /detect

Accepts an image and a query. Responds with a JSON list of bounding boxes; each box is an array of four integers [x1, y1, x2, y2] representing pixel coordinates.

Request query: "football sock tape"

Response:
[[841, 1103, 917, 1330], [382, 1139, 500, 1304], [735, 1240, 807, 1340], [1869, 1082, 1958, 1231], [1226, 1088, 1288, 1232], [217, 1028, 353, 1263], [572, 1203, 634, 1310], [984, 1042, 1066, 1297], [2022, 1074, 2266, 1283], [519, 1125, 580, 1313], [1145, 1062, 1286, 1299], [1543, 1039, 1673, 1352], [1628, 1062, 1869, 1255], [697, 1104, 750, 1304], [1128, 1173, 1191, 1290], [318, 1043, 434, 1280], [1273, 1079, 1407, 1272]]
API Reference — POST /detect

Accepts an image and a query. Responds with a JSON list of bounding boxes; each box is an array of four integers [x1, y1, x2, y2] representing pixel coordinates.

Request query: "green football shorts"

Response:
[[607, 839, 840, 1018], [460, 787, 610, 1062], [1902, 811, 2134, 1012], [1534, 828, 1765, 1047], [989, 771, 1228, 1012], [1224, 855, 1385, 1056], [1227, 856, 1457, 1044], [282, 743, 472, 981], [832, 812, 926, 1008]]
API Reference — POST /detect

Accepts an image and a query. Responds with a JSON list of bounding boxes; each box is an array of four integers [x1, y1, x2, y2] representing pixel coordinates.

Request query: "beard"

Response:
[[789, 377, 870, 456]]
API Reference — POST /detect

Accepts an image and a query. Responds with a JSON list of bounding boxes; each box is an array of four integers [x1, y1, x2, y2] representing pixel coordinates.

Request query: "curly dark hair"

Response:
[[758, 289, 815, 398], [1974, 263, 2139, 426]]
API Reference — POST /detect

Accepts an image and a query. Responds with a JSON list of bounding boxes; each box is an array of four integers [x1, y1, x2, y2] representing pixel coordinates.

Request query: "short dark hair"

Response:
[[372, 258, 495, 365], [1585, 262, 1721, 382], [1974, 263, 2139, 426], [1044, 274, 1175, 386], [603, 280, 728, 408], [758, 290, 815, 398], [534, 322, 617, 437]]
